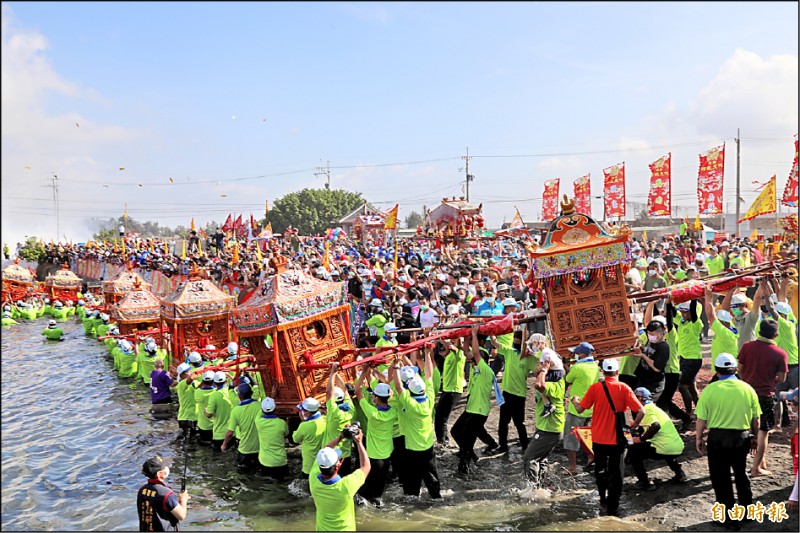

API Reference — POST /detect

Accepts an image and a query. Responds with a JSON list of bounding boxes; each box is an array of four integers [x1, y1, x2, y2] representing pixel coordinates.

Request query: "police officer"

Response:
[[137, 456, 189, 531], [695, 353, 761, 531]]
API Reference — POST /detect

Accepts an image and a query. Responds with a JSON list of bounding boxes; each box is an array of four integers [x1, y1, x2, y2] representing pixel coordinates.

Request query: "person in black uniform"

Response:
[[137, 456, 189, 532]]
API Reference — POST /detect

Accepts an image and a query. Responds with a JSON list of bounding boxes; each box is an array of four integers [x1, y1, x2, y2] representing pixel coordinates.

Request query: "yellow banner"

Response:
[[384, 204, 399, 230], [739, 176, 776, 223]]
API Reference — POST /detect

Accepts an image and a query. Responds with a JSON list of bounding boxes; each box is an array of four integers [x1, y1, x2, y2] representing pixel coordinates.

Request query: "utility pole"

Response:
[[44, 172, 60, 241], [462, 147, 474, 202], [735, 129, 741, 237], [315, 160, 331, 189]]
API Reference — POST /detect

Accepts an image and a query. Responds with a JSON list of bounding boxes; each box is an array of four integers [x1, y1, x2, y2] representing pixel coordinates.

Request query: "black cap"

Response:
[[142, 456, 173, 477]]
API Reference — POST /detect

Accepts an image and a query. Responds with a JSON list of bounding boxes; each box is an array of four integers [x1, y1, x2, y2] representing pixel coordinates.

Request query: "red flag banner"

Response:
[[603, 163, 626, 219], [781, 135, 798, 207], [573, 175, 591, 216], [233, 214, 243, 229], [542, 179, 560, 221], [647, 153, 671, 217], [697, 144, 725, 214], [222, 214, 233, 232]]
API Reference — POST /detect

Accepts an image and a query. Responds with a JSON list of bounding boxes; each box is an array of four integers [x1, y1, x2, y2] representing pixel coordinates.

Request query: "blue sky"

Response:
[[2, 1, 797, 245]]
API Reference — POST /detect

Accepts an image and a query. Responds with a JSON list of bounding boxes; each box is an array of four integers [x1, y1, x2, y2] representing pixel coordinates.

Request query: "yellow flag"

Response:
[[255, 243, 263, 262], [198, 239, 204, 257], [384, 204, 399, 230], [510, 207, 524, 229], [265, 199, 270, 215], [323, 240, 330, 270], [190, 218, 196, 232], [121, 237, 126, 254], [232, 241, 240, 264], [694, 215, 702, 231], [123, 203, 128, 221], [642, 230, 648, 242], [749, 228, 758, 241], [149, 240, 155, 253], [739, 176, 777, 223], [181, 239, 186, 259]]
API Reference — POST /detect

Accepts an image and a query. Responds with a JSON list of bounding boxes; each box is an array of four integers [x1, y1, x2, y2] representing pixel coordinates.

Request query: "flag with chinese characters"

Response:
[[782, 135, 798, 207], [698, 144, 725, 214], [510, 207, 524, 229], [542, 179, 560, 221], [739, 175, 776, 223], [647, 154, 671, 217], [573, 175, 591, 216], [603, 163, 626, 219], [384, 204, 399, 230]]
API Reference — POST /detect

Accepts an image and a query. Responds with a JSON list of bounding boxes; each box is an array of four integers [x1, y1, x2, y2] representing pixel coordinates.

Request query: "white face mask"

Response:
[[162, 466, 170, 479], [647, 334, 660, 343], [648, 270, 657, 276]]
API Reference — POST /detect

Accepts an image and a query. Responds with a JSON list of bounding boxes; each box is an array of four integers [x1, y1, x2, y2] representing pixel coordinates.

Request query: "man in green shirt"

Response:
[[117, 340, 138, 378], [496, 330, 537, 453], [194, 371, 217, 445], [705, 246, 725, 276], [309, 426, 370, 531], [205, 371, 233, 452], [627, 388, 687, 490], [704, 287, 739, 360], [392, 346, 441, 499], [255, 397, 290, 480], [564, 342, 600, 474], [450, 325, 500, 474], [222, 383, 262, 471], [523, 351, 565, 487], [41, 320, 64, 340], [434, 338, 466, 445], [672, 299, 703, 426], [175, 363, 198, 437], [2, 310, 17, 327], [665, 257, 687, 286], [292, 397, 328, 477], [325, 364, 355, 476], [355, 370, 397, 507]]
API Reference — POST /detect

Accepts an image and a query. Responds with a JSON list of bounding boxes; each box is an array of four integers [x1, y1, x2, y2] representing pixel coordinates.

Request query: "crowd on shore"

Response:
[[5, 227, 799, 532]]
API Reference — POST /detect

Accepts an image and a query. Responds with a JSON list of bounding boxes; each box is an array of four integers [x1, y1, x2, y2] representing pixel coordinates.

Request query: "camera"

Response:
[[342, 422, 361, 439]]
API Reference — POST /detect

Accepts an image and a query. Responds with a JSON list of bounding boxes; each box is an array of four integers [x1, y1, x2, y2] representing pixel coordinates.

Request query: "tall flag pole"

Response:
[[781, 134, 798, 207]]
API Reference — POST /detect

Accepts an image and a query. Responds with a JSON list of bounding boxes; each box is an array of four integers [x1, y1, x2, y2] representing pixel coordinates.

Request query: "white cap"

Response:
[[316, 447, 342, 469], [602, 358, 620, 372], [651, 315, 667, 326], [497, 283, 510, 292], [458, 277, 469, 284], [332, 386, 345, 402], [373, 383, 392, 398], [501, 297, 519, 308], [384, 322, 397, 332], [145, 341, 158, 353], [436, 273, 447, 282], [776, 302, 791, 315], [330, 270, 339, 276], [714, 353, 737, 369], [188, 352, 202, 364], [202, 370, 215, 382], [48, 319, 57, 327], [447, 304, 461, 316], [213, 371, 227, 384], [227, 341, 238, 354], [731, 293, 747, 305], [300, 397, 320, 412], [177, 363, 191, 376], [676, 302, 691, 312], [373, 268, 384, 276], [399, 366, 417, 382], [120, 340, 133, 352], [205, 344, 216, 351], [720, 241, 730, 246], [716, 309, 733, 323], [407, 375, 426, 395], [369, 298, 383, 307], [100, 313, 110, 321], [261, 397, 276, 412]]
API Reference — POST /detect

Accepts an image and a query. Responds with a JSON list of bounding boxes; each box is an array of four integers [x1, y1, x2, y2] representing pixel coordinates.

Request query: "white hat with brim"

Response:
[[317, 447, 342, 469]]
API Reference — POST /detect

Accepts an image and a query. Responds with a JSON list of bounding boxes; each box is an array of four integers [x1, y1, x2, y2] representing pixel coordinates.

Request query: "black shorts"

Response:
[[758, 395, 776, 432], [198, 428, 213, 443], [260, 464, 290, 479], [679, 357, 703, 385], [236, 452, 259, 471]]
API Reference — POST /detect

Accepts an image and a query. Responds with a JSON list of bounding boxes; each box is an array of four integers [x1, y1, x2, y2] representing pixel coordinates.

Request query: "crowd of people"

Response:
[[5, 227, 798, 532]]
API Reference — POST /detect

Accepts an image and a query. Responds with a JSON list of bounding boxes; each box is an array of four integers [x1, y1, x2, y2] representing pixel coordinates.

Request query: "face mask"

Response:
[[648, 270, 657, 276], [487, 297, 495, 304], [162, 466, 170, 479], [390, 333, 397, 339], [420, 305, 429, 311], [731, 307, 743, 317], [647, 334, 660, 343]]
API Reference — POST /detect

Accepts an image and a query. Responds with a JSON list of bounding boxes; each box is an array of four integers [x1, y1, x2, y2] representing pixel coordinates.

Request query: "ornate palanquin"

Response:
[[44, 263, 82, 302], [2, 259, 35, 303], [113, 285, 162, 338], [232, 256, 355, 417], [528, 196, 636, 359], [160, 276, 235, 368], [103, 269, 152, 306]]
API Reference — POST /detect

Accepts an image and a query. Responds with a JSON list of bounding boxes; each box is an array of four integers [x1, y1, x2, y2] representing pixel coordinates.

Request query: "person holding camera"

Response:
[[309, 423, 371, 531]]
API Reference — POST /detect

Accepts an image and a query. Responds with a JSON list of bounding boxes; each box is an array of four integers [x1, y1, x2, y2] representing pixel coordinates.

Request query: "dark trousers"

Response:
[[707, 430, 753, 509], [402, 446, 441, 498], [358, 457, 391, 501], [627, 441, 683, 482], [435, 392, 461, 443], [656, 373, 691, 423], [699, 305, 709, 339], [390, 436, 406, 485], [451, 411, 496, 466], [593, 443, 627, 515], [260, 464, 289, 480], [498, 391, 528, 449]]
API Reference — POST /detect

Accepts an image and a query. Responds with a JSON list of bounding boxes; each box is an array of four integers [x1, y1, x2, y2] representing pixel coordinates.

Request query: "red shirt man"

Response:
[[579, 371, 643, 445], [738, 336, 788, 397]]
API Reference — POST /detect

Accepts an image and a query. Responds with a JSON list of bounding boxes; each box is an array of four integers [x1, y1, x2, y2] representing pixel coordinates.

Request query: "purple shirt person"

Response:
[[149, 359, 174, 405]]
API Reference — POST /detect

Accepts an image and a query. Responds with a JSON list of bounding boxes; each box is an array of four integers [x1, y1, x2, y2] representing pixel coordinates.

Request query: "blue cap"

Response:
[[634, 387, 652, 403], [568, 342, 595, 356], [235, 383, 252, 397]]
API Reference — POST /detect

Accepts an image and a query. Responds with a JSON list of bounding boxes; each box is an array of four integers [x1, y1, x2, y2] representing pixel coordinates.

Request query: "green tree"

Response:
[[404, 210, 423, 229], [264, 188, 365, 235], [17, 237, 46, 262]]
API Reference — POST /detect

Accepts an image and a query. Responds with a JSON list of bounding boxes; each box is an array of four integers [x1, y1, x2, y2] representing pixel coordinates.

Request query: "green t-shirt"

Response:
[[227, 400, 262, 454], [496, 333, 514, 351], [398, 377, 435, 451], [292, 414, 328, 474], [776, 316, 798, 366], [41, 327, 64, 340], [206, 386, 234, 440], [668, 269, 687, 284], [432, 366, 442, 396], [325, 399, 355, 458], [676, 318, 702, 359], [359, 398, 396, 460], [118, 350, 137, 378], [695, 378, 761, 430], [565, 361, 600, 417], [640, 402, 683, 456], [137, 352, 165, 385], [442, 349, 466, 393], [365, 314, 388, 338], [2, 317, 17, 326], [95, 322, 110, 339], [534, 379, 566, 434], [177, 380, 197, 422], [194, 387, 216, 431], [499, 346, 535, 397], [664, 329, 680, 374], [705, 255, 725, 275], [465, 358, 495, 416], [255, 415, 289, 467], [309, 469, 366, 532], [710, 320, 739, 360]]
